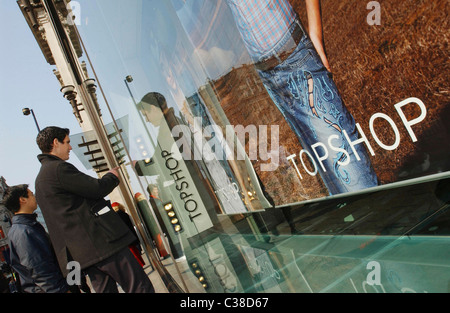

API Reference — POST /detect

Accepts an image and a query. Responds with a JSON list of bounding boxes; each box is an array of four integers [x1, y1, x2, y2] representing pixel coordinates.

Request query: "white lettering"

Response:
[[287, 98, 427, 180], [259, 125, 280, 171], [394, 97, 427, 142], [366, 261, 381, 286], [369, 113, 400, 150], [328, 135, 350, 166], [367, 1, 381, 26], [299, 150, 318, 176], [287, 154, 303, 179], [343, 123, 375, 161], [66, 261, 81, 286], [311, 142, 329, 172]]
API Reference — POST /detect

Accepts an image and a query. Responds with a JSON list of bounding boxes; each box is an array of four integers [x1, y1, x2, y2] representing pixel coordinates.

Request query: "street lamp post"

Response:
[[124, 75, 138, 106], [22, 107, 41, 132]]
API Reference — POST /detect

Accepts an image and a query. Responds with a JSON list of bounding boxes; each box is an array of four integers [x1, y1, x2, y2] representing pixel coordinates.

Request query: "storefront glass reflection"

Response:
[[75, 0, 450, 292]]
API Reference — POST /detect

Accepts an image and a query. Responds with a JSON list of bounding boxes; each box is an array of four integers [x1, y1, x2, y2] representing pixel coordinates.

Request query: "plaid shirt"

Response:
[[226, 0, 296, 58]]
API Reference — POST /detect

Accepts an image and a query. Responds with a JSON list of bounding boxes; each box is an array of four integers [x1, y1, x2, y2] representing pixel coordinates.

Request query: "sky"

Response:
[[0, 0, 94, 192]]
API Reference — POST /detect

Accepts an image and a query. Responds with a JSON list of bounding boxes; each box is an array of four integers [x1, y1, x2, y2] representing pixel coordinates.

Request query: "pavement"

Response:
[[85, 250, 206, 293]]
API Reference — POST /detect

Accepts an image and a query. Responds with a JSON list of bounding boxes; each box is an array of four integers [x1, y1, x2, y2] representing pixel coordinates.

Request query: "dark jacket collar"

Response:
[[37, 153, 63, 163], [12, 213, 39, 226]]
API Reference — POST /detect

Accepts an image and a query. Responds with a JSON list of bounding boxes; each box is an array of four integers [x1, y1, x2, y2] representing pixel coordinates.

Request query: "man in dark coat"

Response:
[[35, 126, 154, 293]]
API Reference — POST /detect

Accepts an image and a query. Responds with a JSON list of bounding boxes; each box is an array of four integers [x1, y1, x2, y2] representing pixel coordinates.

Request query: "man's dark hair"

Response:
[[2, 184, 29, 214], [36, 126, 70, 153], [138, 92, 168, 111]]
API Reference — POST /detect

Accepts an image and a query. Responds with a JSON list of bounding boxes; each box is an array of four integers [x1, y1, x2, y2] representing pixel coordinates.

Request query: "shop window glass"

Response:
[[75, 0, 450, 293]]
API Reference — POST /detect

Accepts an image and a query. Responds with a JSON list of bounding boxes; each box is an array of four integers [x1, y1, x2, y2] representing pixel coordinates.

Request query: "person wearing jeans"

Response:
[[226, 0, 378, 194]]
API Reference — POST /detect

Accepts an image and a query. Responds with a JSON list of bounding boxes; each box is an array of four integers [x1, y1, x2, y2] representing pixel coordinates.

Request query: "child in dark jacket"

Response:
[[2, 184, 69, 293]]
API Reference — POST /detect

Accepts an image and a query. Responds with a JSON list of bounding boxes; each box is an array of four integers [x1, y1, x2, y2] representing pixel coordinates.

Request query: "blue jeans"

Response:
[[256, 21, 378, 195]]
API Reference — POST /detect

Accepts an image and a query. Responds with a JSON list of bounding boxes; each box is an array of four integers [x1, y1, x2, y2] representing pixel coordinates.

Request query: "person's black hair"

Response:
[[36, 126, 70, 154], [138, 92, 167, 111], [2, 184, 29, 214]]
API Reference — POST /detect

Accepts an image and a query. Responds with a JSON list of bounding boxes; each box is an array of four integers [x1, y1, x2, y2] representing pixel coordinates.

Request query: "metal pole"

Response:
[[30, 109, 41, 132], [124, 76, 138, 106]]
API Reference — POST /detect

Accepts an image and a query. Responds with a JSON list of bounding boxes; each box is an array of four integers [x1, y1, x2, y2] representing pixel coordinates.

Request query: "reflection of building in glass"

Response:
[[145, 8, 271, 212], [135, 92, 216, 234], [70, 116, 129, 173], [184, 91, 269, 214], [15, 0, 450, 294]]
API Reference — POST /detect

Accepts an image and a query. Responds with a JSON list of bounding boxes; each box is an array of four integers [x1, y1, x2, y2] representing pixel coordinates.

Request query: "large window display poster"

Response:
[[145, 0, 449, 209]]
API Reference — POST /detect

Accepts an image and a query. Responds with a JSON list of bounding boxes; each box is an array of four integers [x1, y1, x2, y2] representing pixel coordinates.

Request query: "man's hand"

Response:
[[108, 166, 120, 178]]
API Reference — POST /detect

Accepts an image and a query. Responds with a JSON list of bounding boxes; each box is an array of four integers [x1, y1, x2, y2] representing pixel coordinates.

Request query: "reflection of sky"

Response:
[[172, 0, 248, 79], [76, 0, 249, 163], [79, 1, 247, 101], [76, 1, 162, 171]]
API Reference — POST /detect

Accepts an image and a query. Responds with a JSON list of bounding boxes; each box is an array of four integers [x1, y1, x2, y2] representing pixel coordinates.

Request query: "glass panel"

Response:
[[75, 0, 450, 293]]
